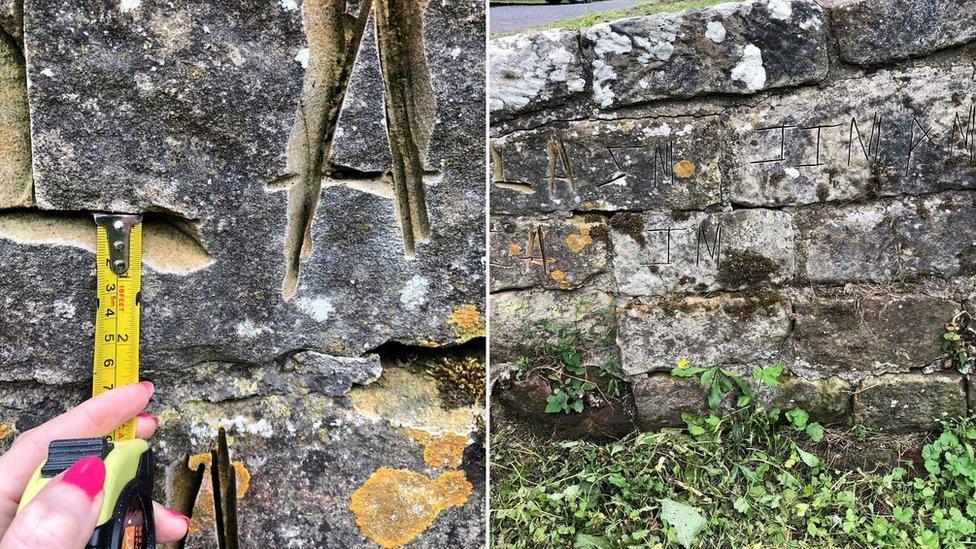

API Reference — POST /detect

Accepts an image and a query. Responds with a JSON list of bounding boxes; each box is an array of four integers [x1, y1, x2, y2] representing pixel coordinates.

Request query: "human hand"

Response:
[[0, 382, 190, 548]]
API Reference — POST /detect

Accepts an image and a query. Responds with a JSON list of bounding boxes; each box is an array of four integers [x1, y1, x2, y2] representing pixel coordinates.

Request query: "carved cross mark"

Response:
[[268, 0, 438, 299]]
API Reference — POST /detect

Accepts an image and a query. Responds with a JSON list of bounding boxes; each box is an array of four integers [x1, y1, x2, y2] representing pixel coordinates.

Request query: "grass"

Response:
[[492, 0, 729, 37], [491, 407, 976, 548]]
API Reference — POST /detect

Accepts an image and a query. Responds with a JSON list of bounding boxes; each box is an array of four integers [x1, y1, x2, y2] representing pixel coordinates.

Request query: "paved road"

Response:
[[490, 0, 646, 35]]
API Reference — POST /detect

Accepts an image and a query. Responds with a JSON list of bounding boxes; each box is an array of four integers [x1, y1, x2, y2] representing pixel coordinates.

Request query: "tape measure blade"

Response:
[[93, 219, 142, 442]]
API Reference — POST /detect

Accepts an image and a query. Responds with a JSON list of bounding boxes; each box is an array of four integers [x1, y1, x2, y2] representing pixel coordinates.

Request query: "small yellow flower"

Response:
[[677, 358, 690, 369]]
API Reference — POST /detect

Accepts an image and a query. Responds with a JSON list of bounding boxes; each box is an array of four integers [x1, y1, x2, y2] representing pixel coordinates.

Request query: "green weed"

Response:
[[492, 410, 976, 548], [515, 305, 623, 414]]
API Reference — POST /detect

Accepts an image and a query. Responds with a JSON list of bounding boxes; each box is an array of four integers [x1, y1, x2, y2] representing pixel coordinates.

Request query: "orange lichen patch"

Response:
[[185, 453, 252, 533], [550, 270, 566, 283], [0, 423, 11, 441], [565, 225, 593, 253], [350, 468, 473, 548], [404, 427, 433, 445], [447, 304, 484, 339], [673, 160, 696, 179], [431, 470, 472, 506], [423, 432, 468, 469], [507, 243, 522, 256]]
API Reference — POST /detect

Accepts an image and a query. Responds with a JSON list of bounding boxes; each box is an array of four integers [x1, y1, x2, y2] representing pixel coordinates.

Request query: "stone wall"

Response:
[[490, 0, 976, 436], [0, 0, 485, 546]]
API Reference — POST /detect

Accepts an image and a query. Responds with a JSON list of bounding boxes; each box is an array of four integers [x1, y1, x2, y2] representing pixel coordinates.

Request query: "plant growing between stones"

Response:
[[672, 359, 824, 442], [943, 311, 975, 375], [515, 305, 623, 415]]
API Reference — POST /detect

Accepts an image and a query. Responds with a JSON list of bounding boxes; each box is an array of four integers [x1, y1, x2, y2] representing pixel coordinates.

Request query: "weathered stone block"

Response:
[[633, 373, 710, 430], [730, 62, 976, 206], [489, 28, 586, 120], [490, 287, 616, 364], [6, 0, 486, 372], [795, 192, 976, 284], [582, 0, 828, 109], [490, 215, 610, 291], [496, 372, 635, 440], [0, 36, 29, 208], [0, 0, 21, 45], [768, 376, 852, 425], [616, 292, 792, 377], [824, 0, 976, 66], [491, 117, 725, 214], [793, 290, 958, 379], [610, 208, 795, 296], [855, 372, 967, 433]]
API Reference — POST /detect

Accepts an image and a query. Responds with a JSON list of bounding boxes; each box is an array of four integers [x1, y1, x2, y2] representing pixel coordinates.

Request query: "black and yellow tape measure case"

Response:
[[19, 437, 155, 548]]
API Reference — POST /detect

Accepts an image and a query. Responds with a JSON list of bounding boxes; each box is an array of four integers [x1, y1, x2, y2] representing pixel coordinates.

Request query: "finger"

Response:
[[0, 456, 105, 549], [135, 413, 159, 440], [152, 502, 190, 543], [0, 383, 154, 511]]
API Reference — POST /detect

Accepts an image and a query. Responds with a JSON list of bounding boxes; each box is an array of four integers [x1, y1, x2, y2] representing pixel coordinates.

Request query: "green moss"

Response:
[[425, 355, 485, 407], [716, 250, 780, 288], [609, 212, 646, 247]]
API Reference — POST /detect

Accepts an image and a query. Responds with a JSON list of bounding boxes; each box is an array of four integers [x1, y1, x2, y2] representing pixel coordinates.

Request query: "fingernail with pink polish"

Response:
[[166, 507, 192, 530], [62, 456, 106, 501], [137, 412, 159, 425], [139, 381, 155, 396]]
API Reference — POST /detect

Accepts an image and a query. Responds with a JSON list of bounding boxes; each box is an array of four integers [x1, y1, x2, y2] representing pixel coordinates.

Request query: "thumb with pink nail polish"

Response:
[[0, 456, 107, 549]]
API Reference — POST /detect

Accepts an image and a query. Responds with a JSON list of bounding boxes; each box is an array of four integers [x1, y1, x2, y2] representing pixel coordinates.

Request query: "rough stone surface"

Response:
[[490, 214, 610, 292], [8, 0, 485, 367], [824, 0, 976, 66], [328, 14, 394, 173], [792, 291, 958, 380], [729, 62, 976, 207], [490, 286, 617, 365], [495, 372, 635, 439], [795, 193, 976, 284], [582, 0, 828, 109], [633, 373, 711, 431], [611, 209, 795, 295], [489, 28, 585, 120], [0, 360, 486, 548], [0, 35, 29, 208], [491, 117, 726, 215], [765, 376, 852, 425], [617, 293, 792, 377], [855, 372, 968, 433], [0, 0, 22, 45], [1, 0, 486, 545]]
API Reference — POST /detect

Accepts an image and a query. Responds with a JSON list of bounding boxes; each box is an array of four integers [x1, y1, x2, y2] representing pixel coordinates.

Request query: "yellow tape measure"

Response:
[[92, 214, 143, 442]]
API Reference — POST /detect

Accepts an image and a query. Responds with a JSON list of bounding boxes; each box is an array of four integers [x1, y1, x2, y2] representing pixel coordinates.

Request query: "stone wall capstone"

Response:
[[490, 0, 976, 435]]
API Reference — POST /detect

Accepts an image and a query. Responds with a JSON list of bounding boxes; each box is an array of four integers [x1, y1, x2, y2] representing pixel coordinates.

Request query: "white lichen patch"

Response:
[[591, 59, 618, 108], [399, 275, 430, 310], [119, 0, 140, 12], [235, 318, 271, 338], [280, 0, 298, 10], [294, 48, 310, 69], [586, 24, 633, 57], [731, 44, 767, 91], [767, 0, 792, 21], [705, 21, 727, 43], [53, 299, 76, 319], [295, 295, 335, 322], [488, 29, 586, 113]]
